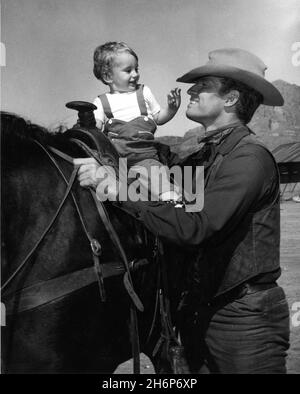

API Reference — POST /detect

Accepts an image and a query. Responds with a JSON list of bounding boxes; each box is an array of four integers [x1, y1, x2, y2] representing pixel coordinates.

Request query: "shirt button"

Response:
[[108, 119, 112, 124]]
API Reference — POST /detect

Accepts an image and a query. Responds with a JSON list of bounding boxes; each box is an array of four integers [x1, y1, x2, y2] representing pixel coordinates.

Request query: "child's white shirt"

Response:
[[93, 85, 161, 130]]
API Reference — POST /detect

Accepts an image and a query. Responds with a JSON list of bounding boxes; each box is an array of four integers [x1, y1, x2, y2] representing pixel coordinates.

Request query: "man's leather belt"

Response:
[[241, 281, 278, 295], [210, 281, 278, 307]]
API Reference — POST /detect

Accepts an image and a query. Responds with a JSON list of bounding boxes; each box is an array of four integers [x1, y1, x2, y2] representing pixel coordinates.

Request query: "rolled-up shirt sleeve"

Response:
[[93, 97, 106, 130], [120, 145, 277, 246], [143, 85, 161, 117]]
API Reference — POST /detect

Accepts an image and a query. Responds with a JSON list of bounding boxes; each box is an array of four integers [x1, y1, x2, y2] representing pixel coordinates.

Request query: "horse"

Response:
[[1, 111, 188, 374]]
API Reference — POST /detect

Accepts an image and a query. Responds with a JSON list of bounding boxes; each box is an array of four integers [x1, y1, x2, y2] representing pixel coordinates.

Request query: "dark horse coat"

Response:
[[1, 113, 188, 373]]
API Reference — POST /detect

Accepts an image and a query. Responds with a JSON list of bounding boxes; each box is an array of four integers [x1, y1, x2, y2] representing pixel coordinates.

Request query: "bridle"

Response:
[[1, 136, 144, 373]]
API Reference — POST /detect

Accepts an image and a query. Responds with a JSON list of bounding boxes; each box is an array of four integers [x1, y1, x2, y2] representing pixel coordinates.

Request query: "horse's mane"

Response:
[[1, 111, 64, 146], [1, 112, 70, 165]]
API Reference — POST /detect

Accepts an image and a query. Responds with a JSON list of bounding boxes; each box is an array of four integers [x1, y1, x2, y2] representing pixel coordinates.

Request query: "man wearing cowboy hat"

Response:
[[75, 48, 290, 373]]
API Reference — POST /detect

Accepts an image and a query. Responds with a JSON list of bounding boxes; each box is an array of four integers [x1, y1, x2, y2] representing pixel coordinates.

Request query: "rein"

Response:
[[49, 141, 144, 312], [65, 138, 143, 373], [1, 159, 79, 293], [2, 137, 144, 373], [62, 138, 183, 373]]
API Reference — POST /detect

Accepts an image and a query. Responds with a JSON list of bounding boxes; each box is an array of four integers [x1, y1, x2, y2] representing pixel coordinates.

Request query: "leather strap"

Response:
[[1, 160, 79, 294], [210, 282, 278, 308], [89, 189, 143, 375], [69, 135, 143, 373], [49, 141, 144, 313], [130, 305, 141, 373], [3, 138, 143, 374], [3, 263, 125, 316], [90, 189, 144, 312], [70, 138, 119, 181], [150, 238, 180, 363], [46, 144, 108, 302]]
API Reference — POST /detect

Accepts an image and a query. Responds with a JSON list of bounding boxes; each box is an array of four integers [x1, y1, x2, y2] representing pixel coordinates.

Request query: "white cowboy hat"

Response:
[[177, 48, 284, 106]]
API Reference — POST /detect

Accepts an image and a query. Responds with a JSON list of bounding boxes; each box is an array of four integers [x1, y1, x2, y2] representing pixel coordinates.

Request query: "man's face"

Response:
[[186, 77, 226, 125]]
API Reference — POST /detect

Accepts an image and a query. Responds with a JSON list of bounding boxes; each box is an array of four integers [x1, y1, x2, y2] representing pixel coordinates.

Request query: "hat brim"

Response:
[[176, 64, 284, 106]]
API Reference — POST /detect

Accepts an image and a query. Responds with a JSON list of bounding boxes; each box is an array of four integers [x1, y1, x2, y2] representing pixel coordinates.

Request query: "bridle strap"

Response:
[[1, 164, 79, 294], [4, 263, 126, 316], [69, 137, 120, 181], [47, 145, 74, 164], [48, 140, 142, 373], [89, 189, 142, 374], [3, 138, 142, 374], [150, 238, 180, 363], [89, 190, 144, 312], [39, 143, 107, 301], [70, 135, 143, 374], [45, 145, 102, 247], [49, 139, 144, 313]]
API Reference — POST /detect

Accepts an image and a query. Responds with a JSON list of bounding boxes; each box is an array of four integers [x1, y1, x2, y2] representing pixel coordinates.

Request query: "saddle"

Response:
[[64, 101, 120, 171]]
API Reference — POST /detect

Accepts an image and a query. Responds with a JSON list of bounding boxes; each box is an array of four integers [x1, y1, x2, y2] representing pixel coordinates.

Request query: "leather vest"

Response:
[[188, 128, 280, 300]]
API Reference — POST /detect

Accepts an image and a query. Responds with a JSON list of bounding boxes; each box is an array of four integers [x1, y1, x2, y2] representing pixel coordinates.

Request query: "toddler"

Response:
[[92, 41, 181, 201]]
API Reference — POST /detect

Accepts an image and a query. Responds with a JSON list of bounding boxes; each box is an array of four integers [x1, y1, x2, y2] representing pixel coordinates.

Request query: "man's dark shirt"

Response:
[[120, 128, 277, 240], [116, 125, 281, 285]]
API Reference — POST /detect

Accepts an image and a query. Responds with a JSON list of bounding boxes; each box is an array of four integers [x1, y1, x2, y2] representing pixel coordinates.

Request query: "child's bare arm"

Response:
[[95, 119, 103, 130], [154, 88, 181, 125]]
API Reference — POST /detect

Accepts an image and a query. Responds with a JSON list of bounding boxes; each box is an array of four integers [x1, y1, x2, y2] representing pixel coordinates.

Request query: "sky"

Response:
[[1, 0, 300, 136]]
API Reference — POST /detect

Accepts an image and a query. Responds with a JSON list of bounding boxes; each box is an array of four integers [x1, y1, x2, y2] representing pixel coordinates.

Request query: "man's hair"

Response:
[[93, 41, 138, 85], [218, 77, 263, 124]]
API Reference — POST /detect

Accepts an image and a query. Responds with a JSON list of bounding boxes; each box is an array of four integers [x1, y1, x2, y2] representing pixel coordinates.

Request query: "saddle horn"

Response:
[[65, 100, 120, 170], [66, 101, 97, 129]]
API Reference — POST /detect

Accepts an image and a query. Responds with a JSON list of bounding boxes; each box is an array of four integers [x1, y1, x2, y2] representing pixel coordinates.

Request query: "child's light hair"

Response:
[[93, 41, 139, 85]]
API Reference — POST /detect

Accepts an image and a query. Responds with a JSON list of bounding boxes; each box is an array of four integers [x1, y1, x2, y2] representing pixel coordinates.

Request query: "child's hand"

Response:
[[167, 88, 181, 111], [155, 88, 181, 125]]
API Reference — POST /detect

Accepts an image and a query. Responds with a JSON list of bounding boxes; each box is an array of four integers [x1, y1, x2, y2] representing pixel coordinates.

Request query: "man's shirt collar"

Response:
[[201, 122, 244, 145]]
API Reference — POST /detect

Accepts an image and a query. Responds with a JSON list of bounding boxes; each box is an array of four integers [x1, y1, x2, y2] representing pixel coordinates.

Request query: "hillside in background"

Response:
[[156, 80, 300, 157], [157, 125, 205, 159], [249, 80, 300, 150]]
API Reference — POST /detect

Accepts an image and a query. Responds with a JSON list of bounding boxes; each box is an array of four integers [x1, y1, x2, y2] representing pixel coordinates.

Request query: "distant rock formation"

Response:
[[249, 80, 300, 150], [156, 125, 204, 159]]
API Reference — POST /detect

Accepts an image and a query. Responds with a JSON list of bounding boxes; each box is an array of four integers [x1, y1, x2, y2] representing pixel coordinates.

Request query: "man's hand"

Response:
[[74, 157, 119, 201], [74, 157, 100, 189]]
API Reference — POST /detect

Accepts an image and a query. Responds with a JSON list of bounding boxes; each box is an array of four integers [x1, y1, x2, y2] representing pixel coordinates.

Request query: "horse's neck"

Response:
[[2, 152, 86, 290]]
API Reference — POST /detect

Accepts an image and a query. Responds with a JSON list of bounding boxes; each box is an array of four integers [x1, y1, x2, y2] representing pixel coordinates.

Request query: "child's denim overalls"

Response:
[[98, 85, 160, 167], [98, 85, 179, 199]]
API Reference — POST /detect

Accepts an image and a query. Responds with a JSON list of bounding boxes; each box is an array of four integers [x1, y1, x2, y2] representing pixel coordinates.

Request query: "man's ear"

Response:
[[224, 90, 239, 107]]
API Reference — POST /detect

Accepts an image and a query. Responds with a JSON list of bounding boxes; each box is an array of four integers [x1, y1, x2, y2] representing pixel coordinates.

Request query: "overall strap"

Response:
[[136, 84, 148, 116], [98, 94, 113, 119]]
